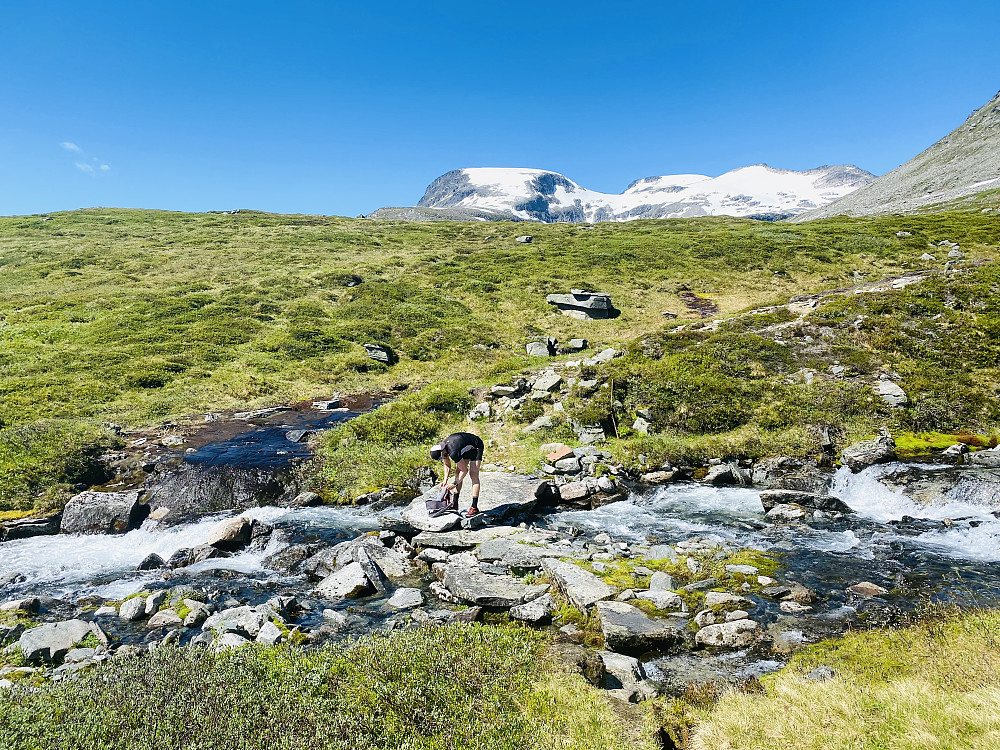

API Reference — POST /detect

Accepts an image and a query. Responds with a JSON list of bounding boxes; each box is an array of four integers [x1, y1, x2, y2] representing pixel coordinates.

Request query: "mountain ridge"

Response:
[[790, 90, 1000, 221], [367, 164, 875, 223]]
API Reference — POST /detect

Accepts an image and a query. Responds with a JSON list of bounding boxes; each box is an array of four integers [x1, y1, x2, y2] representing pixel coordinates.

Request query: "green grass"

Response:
[[0, 624, 644, 750], [685, 607, 1000, 750], [2, 208, 1000, 508]]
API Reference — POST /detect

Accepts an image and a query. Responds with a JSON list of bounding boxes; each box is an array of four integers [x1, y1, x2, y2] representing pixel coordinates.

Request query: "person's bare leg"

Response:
[[452, 459, 468, 506], [468, 461, 481, 511]]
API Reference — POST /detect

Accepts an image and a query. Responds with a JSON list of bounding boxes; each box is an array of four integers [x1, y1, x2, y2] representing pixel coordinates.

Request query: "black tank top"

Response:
[[442, 432, 483, 460]]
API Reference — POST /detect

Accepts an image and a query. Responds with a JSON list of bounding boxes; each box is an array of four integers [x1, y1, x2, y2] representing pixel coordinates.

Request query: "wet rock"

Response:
[[759, 490, 852, 514], [60, 490, 149, 535], [549, 643, 605, 688], [509, 593, 556, 625], [19, 620, 100, 664], [765, 504, 808, 522], [785, 583, 817, 604], [695, 619, 760, 648], [167, 545, 230, 569], [289, 491, 323, 507], [779, 601, 812, 614], [542, 559, 616, 611], [842, 429, 896, 473], [204, 516, 254, 552], [968, 448, 1000, 468], [848, 581, 889, 598], [386, 588, 424, 610], [1, 513, 62, 541], [263, 543, 323, 575], [703, 463, 749, 487], [137, 553, 166, 571], [760, 585, 791, 600], [596, 601, 684, 654], [751, 456, 830, 493], [321, 610, 350, 629], [314, 562, 373, 600]]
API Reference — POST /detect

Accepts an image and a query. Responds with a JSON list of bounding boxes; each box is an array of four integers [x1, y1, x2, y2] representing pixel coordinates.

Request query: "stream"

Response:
[[3, 440, 1000, 689]]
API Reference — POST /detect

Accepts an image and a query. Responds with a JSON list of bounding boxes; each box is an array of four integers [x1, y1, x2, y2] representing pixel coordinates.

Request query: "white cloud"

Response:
[[61, 141, 111, 176]]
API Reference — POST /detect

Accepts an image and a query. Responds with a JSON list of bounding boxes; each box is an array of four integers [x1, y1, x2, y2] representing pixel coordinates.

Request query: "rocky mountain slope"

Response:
[[791, 90, 1000, 221], [368, 164, 875, 223]]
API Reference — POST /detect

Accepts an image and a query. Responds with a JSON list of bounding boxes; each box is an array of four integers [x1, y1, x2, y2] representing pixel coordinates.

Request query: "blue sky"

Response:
[[1, 1, 998, 217]]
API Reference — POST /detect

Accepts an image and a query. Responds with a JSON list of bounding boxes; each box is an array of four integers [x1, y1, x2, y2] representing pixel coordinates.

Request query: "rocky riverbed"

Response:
[[4, 427, 1000, 700]]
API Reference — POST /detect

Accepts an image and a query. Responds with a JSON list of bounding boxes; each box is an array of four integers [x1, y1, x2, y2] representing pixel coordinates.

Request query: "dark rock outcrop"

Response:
[[60, 491, 149, 535]]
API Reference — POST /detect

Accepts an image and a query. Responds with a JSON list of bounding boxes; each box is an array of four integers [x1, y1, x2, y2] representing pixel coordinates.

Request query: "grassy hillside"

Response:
[[2, 208, 999, 508]]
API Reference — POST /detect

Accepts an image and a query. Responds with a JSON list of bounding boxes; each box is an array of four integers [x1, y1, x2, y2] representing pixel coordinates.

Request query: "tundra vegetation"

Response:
[[2, 208, 999, 509]]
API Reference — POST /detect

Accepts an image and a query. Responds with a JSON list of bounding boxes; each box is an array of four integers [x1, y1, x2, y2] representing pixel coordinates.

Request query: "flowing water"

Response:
[[3, 457, 1000, 682]]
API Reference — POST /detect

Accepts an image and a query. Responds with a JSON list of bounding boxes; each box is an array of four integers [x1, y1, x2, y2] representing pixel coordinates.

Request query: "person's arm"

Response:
[[441, 456, 453, 488]]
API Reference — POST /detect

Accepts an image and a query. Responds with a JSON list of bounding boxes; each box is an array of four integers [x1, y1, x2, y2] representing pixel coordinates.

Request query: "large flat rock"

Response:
[[19, 620, 102, 664], [542, 558, 616, 611], [413, 526, 524, 550], [442, 564, 549, 608], [401, 472, 540, 532], [596, 601, 685, 654]]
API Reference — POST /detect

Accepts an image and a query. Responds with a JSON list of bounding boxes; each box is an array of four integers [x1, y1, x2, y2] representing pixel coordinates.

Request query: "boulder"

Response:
[[875, 381, 908, 408], [19, 620, 99, 664], [557, 481, 593, 502], [60, 490, 149, 535], [841, 429, 896, 473], [649, 572, 673, 591], [751, 456, 830, 493], [314, 562, 373, 600], [137, 553, 166, 571], [634, 591, 683, 610], [263, 542, 323, 575], [516, 235, 533, 244], [848, 581, 889, 598], [704, 592, 749, 607], [758, 490, 852, 514], [203, 605, 279, 638], [1, 512, 62, 541], [595, 601, 684, 654], [441, 565, 548, 608], [212, 633, 250, 651], [598, 650, 657, 702], [526, 340, 555, 357], [401, 472, 539, 532], [386, 588, 424, 610], [147, 610, 183, 628], [289, 491, 323, 507], [0, 597, 40, 614], [118, 597, 147, 622], [695, 619, 761, 648], [702, 463, 749, 487], [533, 373, 562, 392], [542, 559, 616, 611], [363, 343, 394, 364], [546, 290, 618, 320], [204, 516, 254, 551], [255, 621, 284, 645], [509, 593, 556, 625], [414, 526, 522, 551], [766, 504, 808, 522], [144, 591, 167, 616], [548, 643, 606, 688], [968, 448, 1000, 468], [571, 421, 606, 445]]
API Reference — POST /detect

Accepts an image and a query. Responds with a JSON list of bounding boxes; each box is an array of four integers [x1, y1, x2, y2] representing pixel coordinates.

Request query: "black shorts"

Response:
[[459, 444, 484, 462]]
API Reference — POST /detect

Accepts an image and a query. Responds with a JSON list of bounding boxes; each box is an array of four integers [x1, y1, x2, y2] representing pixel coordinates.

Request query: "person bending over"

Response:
[[429, 432, 484, 518]]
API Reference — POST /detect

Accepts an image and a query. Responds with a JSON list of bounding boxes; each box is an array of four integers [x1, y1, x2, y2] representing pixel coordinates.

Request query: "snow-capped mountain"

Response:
[[374, 164, 875, 223]]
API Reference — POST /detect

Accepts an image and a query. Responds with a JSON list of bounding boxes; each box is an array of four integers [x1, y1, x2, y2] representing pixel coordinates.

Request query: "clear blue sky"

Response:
[[2, 1, 998, 217]]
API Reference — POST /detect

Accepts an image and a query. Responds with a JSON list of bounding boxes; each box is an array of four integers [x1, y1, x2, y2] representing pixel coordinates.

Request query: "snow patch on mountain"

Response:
[[411, 164, 875, 223]]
